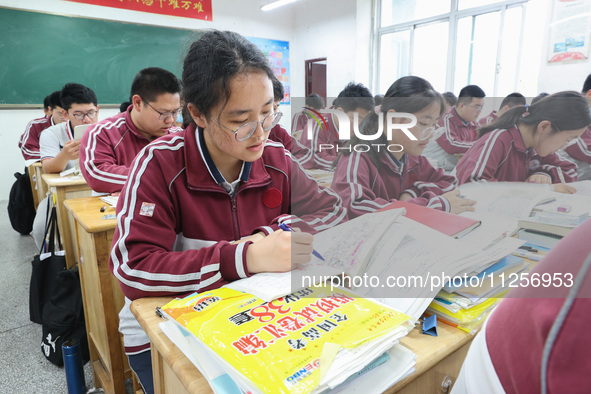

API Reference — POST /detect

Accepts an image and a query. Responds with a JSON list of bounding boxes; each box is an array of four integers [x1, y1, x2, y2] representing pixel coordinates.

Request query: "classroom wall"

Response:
[[537, 0, 591, 93], [0, 0, 299, 197]]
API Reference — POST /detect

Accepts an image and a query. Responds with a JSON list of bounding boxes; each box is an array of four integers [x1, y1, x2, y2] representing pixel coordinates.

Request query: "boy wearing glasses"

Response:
[[423, 84, 485, 171], [79, 67, 182, 193], [39, 83, 99, 173]]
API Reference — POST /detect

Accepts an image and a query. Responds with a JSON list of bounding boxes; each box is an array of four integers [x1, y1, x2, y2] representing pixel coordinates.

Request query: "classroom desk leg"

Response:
[[151, 345, 190, 394], [74, 222, 129, 393]]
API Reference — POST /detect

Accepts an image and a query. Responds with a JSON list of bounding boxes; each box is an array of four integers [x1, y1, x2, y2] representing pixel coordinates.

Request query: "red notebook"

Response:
[[378, 201, 481, 238]]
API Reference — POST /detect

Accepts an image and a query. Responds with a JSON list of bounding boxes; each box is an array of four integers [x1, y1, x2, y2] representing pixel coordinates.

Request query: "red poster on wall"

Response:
[[65, 0, 212, 21]]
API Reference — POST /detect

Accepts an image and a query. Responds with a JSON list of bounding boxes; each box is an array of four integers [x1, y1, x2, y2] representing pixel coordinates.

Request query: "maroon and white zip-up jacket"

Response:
[[456, 126, 578, 184], [294, 112, 342, 170], [268, 123, 292, 151], [291, 109, 309, 134], [478, 110, 497, 128], [79, 107, 182, 193], [331, 151, 456, 219], [560, 126, 591, 180], [19, 115, 54, 160], [434, 107, 479, 154], [110, 123, 347, 354], [485, 217, 591, 393]]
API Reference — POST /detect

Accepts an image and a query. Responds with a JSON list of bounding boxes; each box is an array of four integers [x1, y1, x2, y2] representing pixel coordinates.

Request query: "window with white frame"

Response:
[[375, 0, 529, 97]]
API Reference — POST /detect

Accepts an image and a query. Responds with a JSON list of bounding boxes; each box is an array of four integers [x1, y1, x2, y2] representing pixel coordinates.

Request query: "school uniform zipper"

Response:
[[230, 196, 240, 241]]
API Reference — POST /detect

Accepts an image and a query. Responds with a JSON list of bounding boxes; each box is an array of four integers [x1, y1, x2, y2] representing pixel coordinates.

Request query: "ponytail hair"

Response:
[[334, 76, 444, 168], [480, 91, 591, 137]]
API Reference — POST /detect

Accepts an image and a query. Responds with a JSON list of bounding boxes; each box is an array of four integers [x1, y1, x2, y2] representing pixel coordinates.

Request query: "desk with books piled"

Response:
[[131, 181, 591, 393]]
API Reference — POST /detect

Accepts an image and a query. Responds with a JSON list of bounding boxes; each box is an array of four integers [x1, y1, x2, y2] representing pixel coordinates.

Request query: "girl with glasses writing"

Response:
[[109, 30, 347, 394], [331, 76, 476, 219], [456, 91, 589, 193]]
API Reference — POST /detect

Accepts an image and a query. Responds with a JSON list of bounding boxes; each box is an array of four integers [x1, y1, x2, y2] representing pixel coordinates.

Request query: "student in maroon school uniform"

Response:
[[18, 90, 67, 161], [557, 74, 591, 180], [267, 76, 291, 150], [452, 217, 591, 394], [331, 76, 476, 219], [79, 67, 182, 194], [295, 82, 375, 170], [455, 91, 590, 193], [291, 93, 325, 136], [109, 30, 347, 394], [423, 85, 486, 171], [442, 91, 457, 114], [478, 92, 526, 128]]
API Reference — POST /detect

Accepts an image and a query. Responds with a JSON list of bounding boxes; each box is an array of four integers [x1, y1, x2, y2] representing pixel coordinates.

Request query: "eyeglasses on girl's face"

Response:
[[208, 112, 283, 141]]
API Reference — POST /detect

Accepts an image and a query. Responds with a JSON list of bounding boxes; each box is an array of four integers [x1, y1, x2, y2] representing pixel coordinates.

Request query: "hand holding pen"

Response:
[[279, 223, 325, 261]]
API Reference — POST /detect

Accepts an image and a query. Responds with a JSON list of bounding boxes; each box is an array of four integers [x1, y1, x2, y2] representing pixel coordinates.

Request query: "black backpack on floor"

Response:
[[8, 167, 36, 235]]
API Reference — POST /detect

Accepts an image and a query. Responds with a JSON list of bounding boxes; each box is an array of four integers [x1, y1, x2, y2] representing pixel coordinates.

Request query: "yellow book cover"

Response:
[[161, 285, 413, 393]]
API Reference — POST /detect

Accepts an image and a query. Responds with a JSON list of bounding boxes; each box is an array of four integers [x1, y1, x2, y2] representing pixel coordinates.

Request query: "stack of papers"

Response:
[[159, 286, 416, 394]]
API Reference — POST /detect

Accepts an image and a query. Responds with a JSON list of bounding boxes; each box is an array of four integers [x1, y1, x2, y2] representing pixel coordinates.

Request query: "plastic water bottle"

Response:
[[62, 339, 86, 394]]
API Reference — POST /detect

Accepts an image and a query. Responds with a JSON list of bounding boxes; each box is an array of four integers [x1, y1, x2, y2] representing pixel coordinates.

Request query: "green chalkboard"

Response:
[[0, 8, 193, 105]]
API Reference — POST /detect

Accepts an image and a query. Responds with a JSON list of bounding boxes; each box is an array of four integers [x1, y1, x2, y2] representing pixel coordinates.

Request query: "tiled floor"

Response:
[[0, 200, 132, 393]]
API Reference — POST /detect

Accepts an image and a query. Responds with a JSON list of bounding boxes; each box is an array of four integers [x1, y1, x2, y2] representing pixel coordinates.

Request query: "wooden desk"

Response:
[[131, 297, 473, 394], [64, 197, 133, 394], [43, 173, 91, 267], [30, 161, 47, 209]]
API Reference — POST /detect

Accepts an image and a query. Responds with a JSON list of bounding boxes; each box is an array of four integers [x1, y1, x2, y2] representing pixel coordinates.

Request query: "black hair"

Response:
[[60, 83, 97, 111], [305, 93, 324, 110], [479, 91, 591, 137], [583, 74, 591, 94], [131, 67, 181, 103], [47, 90, 62, 110], [333, 82, 374, 112], [119, 101, 131, 113], [458, 85, 486, 105], [182, 30, 275, 120], [531, 92, 549, 105], [43, 95, 50, 111], [499, 92, 526, 109], [336, 76, 444, 168], [272, 77, 284, 102], [442, 91, 457, 107], [374, 94, 384, 106]]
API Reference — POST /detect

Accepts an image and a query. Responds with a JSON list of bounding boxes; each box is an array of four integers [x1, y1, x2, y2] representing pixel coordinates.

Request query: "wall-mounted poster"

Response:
[[548, 0, 591, 63], [248, 37, 290, 104]]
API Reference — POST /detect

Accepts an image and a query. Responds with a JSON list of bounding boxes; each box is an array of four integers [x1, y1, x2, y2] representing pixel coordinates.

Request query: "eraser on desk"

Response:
[[423, 314, 438, 336], [102, 214, 116, 220], [557, 205, 571, 213]]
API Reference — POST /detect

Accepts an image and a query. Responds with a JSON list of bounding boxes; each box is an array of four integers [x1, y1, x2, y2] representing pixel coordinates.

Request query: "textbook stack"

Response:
[[426, 254, 529, 334], [158, 286, 417, 394]]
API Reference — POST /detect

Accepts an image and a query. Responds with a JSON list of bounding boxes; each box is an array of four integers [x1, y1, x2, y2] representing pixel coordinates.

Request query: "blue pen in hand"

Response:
[[278, 223, 325, 261]]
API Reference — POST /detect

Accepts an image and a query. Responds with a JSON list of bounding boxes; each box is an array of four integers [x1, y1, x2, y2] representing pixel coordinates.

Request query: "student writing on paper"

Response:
[[79, 67, 183, 193], [556, 74, 591, 181], [330, 76, 476, 219], [455, 91, 591, 193], [452, 217, 591, 393], [109, 30, 347, 394], [19, 90, 67, 161], [39, 83, 99, 173], [423, 84, 486, 171]]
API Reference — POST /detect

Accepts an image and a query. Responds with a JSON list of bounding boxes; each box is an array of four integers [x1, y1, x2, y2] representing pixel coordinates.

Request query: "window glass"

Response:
[[458, 0, 505, 10], [379, 30, 411, 94], [412, 21, 449, 92], [381, 0, 450, 27], [454, 12, 500, 95], [496, 6, 523, 96]]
